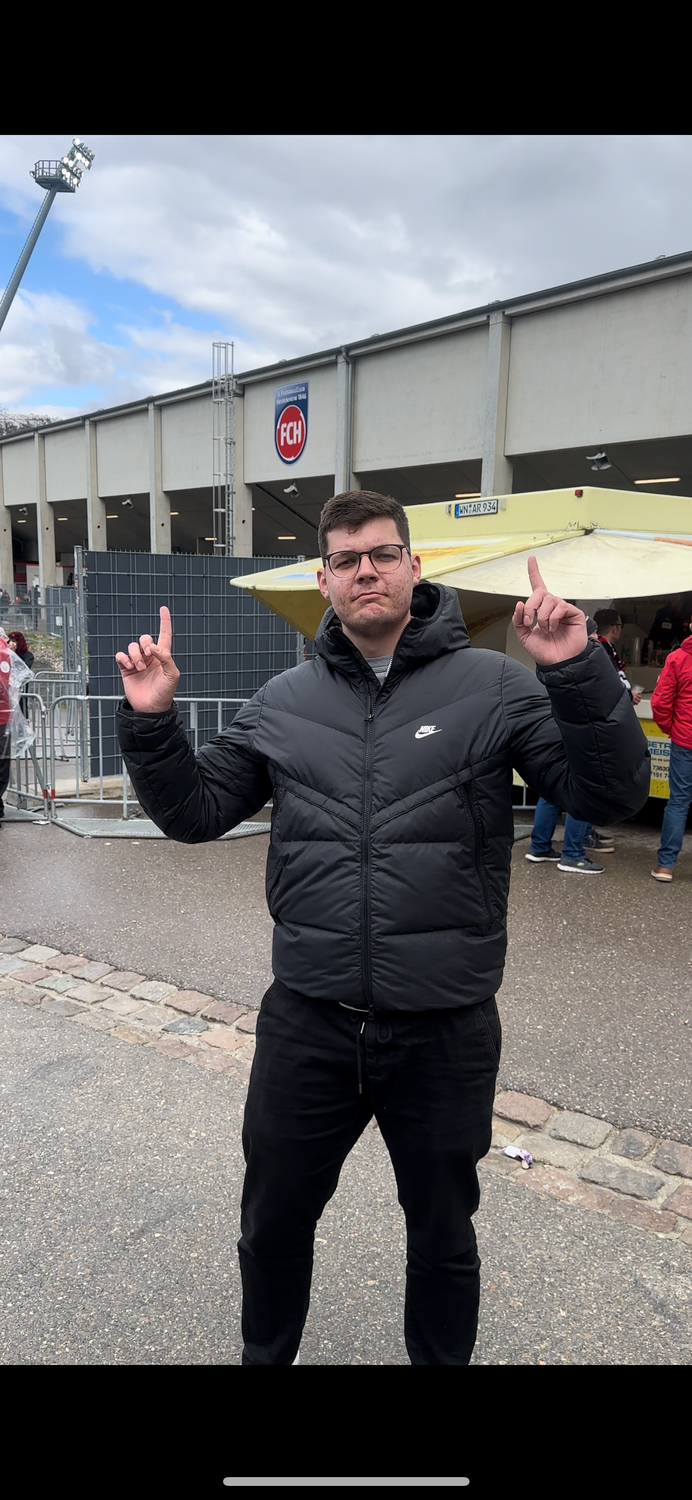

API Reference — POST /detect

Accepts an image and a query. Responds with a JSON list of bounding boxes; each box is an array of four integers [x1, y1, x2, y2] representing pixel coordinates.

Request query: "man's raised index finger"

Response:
[[157, 605, 173, 652], [527, 554, 546, 593]]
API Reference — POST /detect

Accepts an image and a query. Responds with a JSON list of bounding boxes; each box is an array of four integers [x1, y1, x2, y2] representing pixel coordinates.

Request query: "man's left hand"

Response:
[[512, 556, 588, 666]]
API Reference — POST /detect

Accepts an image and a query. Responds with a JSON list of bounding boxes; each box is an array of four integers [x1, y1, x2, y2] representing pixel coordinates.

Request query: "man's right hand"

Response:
[[115, 605, 180, 713]]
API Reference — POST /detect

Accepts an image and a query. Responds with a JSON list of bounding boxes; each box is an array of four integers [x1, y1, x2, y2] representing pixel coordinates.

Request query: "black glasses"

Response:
[[324, 544, 410, 578]]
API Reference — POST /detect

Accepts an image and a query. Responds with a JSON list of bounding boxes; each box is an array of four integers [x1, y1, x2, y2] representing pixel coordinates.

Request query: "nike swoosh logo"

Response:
[[415, 726, 441, 739]]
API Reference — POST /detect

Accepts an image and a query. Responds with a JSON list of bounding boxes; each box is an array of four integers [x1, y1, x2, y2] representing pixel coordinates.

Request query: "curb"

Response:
[[0, 935, 257, 1085], [485, 1090, 692, 1250], [3, 934, 692, 1251]]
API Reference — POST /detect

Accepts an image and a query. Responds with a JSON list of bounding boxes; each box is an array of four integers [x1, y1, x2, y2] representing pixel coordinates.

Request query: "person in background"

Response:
[[524, 618, 615, 873], [594, 610, 642, 705], [648, 594, 692, 654], [0, 627, 12, 821], [7, 630, 34, 671], [7, 630, 34, 718], [0, 588, 10, 622], [649, 627, 692, 881], [525, 799, 611, 874], [583, 617, 617, 854]]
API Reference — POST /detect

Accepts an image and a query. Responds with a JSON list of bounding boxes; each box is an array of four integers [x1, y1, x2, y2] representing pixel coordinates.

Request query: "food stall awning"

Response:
[[439, 529, 692, 600], [229, 531, 580, 637], [231, 487, 692, 638]]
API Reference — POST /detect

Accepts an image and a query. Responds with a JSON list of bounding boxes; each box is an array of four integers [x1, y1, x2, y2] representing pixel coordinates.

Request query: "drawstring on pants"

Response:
[[338, 1001, 370, 1096], [357, 1019, 365, 1095]]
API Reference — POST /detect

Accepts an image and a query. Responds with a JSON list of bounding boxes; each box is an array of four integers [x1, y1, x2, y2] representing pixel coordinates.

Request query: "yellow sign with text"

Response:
[[641, 719, 671, 799]]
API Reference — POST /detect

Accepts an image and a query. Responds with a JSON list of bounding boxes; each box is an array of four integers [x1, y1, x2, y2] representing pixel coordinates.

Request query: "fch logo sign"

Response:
[[275, 383, 308, 463]]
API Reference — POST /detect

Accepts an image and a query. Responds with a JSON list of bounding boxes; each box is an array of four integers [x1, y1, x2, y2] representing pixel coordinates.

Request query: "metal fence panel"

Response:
[[4, 689, 50, 815], [85, 552, 299, 776], [4, 690, 252, 823], [45, 585, 76, 638]]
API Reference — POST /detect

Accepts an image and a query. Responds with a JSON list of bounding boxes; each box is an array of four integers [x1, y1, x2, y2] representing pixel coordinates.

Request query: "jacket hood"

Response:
[[315, 582, 470, 680], [679, 637, 692, 657]]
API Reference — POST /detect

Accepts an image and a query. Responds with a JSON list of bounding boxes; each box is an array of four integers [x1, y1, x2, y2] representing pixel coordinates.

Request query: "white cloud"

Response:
[[59, 136, 692, 345], [114, 313, 277, 391], [0, 289, 259, 416], [2, 134, 692, 410], [0, 289, 115, 405]]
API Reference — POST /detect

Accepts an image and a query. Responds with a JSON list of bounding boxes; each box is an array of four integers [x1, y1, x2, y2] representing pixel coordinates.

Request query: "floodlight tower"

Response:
[[0, 138, 95, 335]]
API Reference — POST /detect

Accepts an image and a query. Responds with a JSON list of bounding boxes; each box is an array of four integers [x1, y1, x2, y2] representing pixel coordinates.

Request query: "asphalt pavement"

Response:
[[3, 804, 692, 1373], [3, 810, 691, 1141], [2, 998, 691, 1368]]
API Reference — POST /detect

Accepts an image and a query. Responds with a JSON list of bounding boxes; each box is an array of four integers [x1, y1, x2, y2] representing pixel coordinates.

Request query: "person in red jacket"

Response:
[[0, 629, 12, 821], [650, 635, 692, 880]]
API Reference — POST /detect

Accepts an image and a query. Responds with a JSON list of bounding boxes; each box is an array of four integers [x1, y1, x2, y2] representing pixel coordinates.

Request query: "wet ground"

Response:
[[4, 805, 690, 1141]]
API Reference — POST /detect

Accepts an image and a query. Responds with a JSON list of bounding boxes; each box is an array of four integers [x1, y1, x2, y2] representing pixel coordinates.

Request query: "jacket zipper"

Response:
[[361, 685, 375, 1006], [465, 784, 495, 928]]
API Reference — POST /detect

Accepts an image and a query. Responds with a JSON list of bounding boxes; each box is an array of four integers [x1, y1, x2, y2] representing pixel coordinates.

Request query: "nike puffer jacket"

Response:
[[117, 583, 650, 1011]]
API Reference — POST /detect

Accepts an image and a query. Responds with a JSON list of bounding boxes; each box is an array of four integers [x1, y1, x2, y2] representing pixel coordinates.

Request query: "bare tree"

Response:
[[0, 407, 58, 437]]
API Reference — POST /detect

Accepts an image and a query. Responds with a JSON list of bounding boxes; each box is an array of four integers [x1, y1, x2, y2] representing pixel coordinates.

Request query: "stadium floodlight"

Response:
[[34, 138, 95, 195], [0, 138, 94, 335]]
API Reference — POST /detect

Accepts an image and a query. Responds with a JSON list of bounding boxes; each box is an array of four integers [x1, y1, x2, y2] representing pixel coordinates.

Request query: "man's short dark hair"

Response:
[[594, 609, 621, 632], [318, 490, 411, 561]]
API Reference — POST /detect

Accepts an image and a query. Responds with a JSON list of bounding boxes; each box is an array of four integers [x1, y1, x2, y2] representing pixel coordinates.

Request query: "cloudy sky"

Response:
[[1, 134, 691, 420]]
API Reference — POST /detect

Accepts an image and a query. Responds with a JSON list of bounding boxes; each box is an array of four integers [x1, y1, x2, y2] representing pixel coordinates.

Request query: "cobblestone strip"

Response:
[[490, 1090, 692, 1250], [0, 936, 257, 1086], [4, 934, 692, 1249]]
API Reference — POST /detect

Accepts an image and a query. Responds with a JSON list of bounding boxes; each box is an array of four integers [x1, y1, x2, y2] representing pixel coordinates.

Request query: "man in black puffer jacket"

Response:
[[116, 490, 650, 1366]]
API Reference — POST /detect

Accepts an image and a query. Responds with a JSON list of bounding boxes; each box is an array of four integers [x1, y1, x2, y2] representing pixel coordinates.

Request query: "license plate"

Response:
[[454, 499, 499, 517]]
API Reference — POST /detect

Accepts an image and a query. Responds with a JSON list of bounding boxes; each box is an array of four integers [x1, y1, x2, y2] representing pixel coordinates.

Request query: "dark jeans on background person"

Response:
[[238, 979, 501, 1366], [657, 741, 692, 868], [529, 796, 591, 861]]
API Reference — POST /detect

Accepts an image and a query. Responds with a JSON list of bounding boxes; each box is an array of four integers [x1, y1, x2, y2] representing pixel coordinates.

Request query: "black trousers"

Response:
[[238, 979, 501, 1365], [0, 725, 10, 802]]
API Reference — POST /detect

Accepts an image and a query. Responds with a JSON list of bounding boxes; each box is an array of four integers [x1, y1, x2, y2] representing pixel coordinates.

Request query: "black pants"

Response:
[[238, 979, 501, 1365], [0, 725, 10, 803]]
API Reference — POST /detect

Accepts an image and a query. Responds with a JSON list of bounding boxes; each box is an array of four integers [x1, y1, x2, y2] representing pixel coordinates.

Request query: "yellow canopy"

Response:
[[232, 486, 692, 639], [442, 530, 692, 599], [230, 532, 577, 637]]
